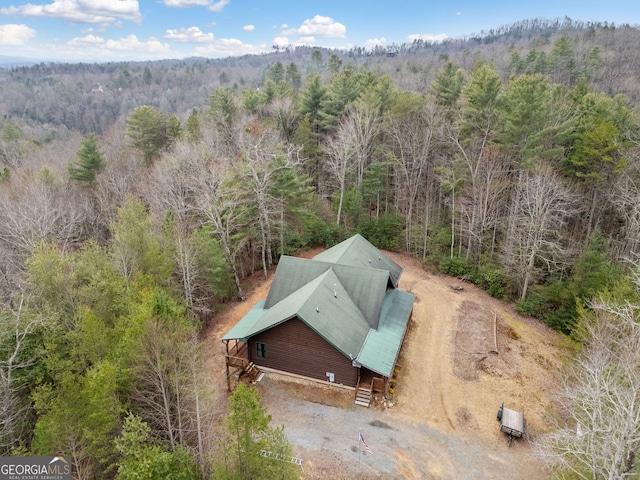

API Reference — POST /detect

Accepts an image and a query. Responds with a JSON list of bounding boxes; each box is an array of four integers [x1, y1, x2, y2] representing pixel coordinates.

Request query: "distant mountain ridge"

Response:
[[1, 17, 639, 136], [0, 55, 42, 69]]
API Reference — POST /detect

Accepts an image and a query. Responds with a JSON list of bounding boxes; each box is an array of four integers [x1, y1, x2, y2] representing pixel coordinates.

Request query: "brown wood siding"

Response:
[[249, 317, 358, 387]]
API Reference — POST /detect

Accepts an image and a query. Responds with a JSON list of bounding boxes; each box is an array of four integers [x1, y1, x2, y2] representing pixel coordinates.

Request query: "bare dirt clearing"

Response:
[[204, 249, 567, 479]]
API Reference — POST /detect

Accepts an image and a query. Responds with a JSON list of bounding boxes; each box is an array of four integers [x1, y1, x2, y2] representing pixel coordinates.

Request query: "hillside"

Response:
[[0, 17, 640, 479], [1, 18, 640, 139]]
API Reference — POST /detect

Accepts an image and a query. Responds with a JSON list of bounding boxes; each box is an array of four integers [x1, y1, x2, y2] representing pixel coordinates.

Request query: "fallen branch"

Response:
[[489, 311, 499, 354]]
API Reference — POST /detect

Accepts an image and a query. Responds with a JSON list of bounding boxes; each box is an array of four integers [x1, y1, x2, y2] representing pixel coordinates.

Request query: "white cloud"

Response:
[[272, 36, 289, 47], [298, 36, 315, 44], [104, 34, 169, 53], [162, 0, 212, 6], [195, 37, 266, 57], [0, 31, 179, 62], [68, 33, 104, 45], [407, 33, 449, 43], [242, 24, 254, 32], [208, 0, 229, 12], [0, 0, 142, 25], [282, 15, 346, 38], [0, 23, 36, 45], [455, 11, 462, 16], [164, 26, 214, 43], [364, 37, 386, 47]]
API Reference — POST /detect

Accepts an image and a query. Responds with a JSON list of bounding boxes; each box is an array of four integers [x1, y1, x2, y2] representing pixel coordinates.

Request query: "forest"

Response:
[[1, 17, 640, 479]]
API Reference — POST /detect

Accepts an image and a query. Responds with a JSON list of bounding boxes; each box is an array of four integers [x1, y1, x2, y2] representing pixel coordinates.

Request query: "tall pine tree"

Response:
[[68, 133, 106, 185]]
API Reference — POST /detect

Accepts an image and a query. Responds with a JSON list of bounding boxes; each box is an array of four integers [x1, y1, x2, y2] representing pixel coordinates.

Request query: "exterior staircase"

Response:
[[244, 362, 264, 383], [354, 383, 372, 407]]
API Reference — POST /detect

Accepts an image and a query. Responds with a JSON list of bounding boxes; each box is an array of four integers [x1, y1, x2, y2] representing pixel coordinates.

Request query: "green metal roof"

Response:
[[264, 257, 332, 308], [265, 256, 389, 329], [222, 269, 371, 357], [221, 300, 267, 342], [356, 289, 415, 377], [297, 269, 371, 358], [313, 234, 403, 287], [221, 234, 415, 377]]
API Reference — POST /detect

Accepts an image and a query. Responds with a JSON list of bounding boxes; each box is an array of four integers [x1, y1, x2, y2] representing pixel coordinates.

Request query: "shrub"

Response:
[[320, 223, 345, 248], [475, 265, 507, 299], [424, 226, 452, 265], [438, 256, 476, 278], [515, 280, 578, 334], [356, 214, 403, 250]]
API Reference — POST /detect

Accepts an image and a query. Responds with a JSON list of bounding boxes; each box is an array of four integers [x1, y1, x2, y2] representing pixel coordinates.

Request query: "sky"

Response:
[[0, 0, 638, 63]]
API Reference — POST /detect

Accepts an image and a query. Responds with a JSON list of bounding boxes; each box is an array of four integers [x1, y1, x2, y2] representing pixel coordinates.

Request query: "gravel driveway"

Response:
[[259, 373, 541, 480]]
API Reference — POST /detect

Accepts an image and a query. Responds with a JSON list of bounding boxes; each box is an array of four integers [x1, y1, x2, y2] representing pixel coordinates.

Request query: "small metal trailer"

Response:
[[497, 402, 525, 446]]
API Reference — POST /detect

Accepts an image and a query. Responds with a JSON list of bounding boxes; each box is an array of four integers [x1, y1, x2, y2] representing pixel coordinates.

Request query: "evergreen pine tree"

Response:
[[68, 133, 106, 185]]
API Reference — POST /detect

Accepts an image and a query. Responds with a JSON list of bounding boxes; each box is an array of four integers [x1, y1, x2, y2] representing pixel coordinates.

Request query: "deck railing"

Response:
[[372, 376, 385, 393], [225, 354, 248, 369], [230, 341, 248, 357]]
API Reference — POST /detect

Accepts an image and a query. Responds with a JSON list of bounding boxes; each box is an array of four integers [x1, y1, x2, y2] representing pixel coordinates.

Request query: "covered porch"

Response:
[[223, 338, 263, 391], [354, 367, 386, 407]]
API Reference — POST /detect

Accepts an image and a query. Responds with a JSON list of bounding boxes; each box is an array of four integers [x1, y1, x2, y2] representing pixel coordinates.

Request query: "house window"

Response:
[[256, 342, 267, 359]]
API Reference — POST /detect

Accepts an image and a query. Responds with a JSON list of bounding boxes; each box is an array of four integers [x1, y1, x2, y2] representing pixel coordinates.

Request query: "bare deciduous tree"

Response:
[[94, 124, 144, 227], [0, 170, 89, 265], [501, 165, 578, 299], [450, 135, 511, 258], [0, 296, 41, 452], [348, 101, 380, 194], [537, 292, 640, 479], [324, 116, 356, 227], [196, 160, 247, 301], [608, 160, 640, 261], [235, 123, 302, 276], [387, 98, 443, 251], [143, 142, 207, 309], [131, 318, 216, 464]]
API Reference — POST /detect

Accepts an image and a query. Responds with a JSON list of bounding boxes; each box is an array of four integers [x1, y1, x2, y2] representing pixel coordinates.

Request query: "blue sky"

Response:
[[0, 0, 638, 62]]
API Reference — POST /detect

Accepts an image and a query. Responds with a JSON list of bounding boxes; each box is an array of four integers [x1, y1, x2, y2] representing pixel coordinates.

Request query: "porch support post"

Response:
[[224, 340, 231, 392]]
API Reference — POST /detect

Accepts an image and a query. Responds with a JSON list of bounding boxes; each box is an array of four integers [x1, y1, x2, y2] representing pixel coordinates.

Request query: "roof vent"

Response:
[[333, 283, 337, 298], [368, 259, 372, 264], [316, 306, 320, 313]]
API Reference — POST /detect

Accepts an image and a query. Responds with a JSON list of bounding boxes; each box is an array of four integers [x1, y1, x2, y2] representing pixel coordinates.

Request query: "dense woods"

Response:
[[1, 18, 640, 478]]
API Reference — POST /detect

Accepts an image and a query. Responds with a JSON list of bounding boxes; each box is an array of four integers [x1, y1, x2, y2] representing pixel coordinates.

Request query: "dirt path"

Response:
[[205, 249, 567, 479]]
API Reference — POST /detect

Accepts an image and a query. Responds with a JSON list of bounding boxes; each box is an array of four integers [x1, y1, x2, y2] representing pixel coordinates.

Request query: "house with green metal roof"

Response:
[[222, 234, 415, 405]]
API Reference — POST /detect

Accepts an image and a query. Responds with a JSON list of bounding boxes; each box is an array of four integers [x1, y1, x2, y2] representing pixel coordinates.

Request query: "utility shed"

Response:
[[221, 234, 415, 402]]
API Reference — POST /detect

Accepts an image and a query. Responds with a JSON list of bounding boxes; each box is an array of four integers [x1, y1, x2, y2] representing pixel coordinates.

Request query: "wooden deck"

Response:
[[224, 341, 263, 389]]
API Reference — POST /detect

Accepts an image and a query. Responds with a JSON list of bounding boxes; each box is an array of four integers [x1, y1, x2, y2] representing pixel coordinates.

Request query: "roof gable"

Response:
[[297, 269, 370, 358], [265, 256, 389, 329], [224, 269, 371, 358], [313, 234, 403, 287], [264, 256, 331, 309]]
